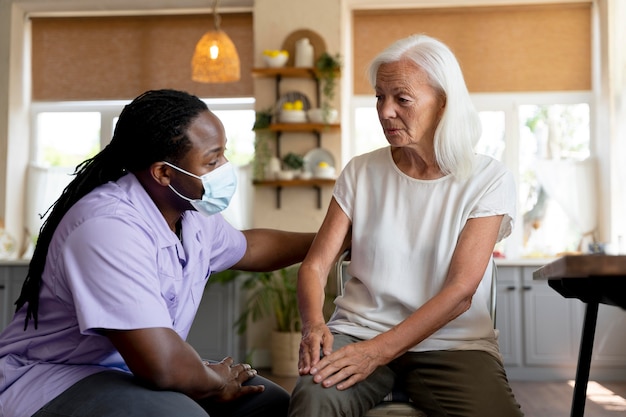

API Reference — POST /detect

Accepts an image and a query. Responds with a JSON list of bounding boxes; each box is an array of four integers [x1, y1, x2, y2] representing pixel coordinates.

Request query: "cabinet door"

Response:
[[0, 265, 29, 331], [522, 266, 583, 366], [495, 266, 523, 366], [187, 281, 244, 362]]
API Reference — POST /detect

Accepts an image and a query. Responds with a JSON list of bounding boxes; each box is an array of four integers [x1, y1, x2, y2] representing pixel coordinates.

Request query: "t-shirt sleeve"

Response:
[[61, 216, 173, 334], [333, 158, 357, 221], [203, 213, 247, 273], [469, 165, 517, 242]]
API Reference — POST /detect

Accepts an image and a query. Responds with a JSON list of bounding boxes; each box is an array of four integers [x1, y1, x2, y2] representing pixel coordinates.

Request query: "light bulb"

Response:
[[210, 43, 219, 60]]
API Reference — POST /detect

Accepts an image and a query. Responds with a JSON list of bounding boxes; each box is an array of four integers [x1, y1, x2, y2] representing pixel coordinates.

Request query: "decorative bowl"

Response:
[[263, 51, 289, 68], [297, 171, 313, 180], [276, 170, 295, 180], [307, 108, 338, 124], [279, 110, 307, 123], [314, 166, 336, 179]]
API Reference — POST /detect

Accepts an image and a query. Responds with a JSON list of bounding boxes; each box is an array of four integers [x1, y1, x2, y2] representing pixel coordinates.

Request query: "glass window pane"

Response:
[[476, 110, 508, 257], [476, 111, 506, 161], [36, 112, 101, 167], [518, 103, 591, 256], [354, 105, 386, 156], [213, 109, 256, 166]]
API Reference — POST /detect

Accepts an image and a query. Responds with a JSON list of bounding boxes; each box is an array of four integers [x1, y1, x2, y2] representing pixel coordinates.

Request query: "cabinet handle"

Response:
[[506, 286, 516, 291], [522, 286, 532, 291]]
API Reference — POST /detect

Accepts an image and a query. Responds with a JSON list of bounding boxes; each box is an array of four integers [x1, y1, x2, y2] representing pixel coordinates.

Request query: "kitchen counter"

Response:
[[495, 257, 553, 267], [0, 259, 29, 266]]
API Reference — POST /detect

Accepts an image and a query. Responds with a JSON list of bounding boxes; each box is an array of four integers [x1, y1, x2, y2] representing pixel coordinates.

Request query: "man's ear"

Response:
[[150, 162, 172, 186]]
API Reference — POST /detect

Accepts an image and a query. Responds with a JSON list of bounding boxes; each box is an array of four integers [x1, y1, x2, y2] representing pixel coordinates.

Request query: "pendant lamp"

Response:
[[191, 0, 241, 83]]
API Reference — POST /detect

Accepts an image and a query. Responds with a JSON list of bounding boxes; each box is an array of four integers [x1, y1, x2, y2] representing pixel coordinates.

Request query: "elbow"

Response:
[[137, 363, 180, 391], [127, 357, 193, 393], [453, 286, 476, 316], [458, 297, 473, 315]]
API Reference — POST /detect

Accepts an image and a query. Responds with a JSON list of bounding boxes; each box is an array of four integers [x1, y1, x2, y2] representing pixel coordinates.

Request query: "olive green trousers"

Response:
[[288, 333, 524, 417]]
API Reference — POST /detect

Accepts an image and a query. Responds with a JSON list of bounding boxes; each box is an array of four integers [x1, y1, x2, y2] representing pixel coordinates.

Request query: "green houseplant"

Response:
[[314, 52, 342, 123], [210, 265, 302, 376], [281, 152, 304, 172], [252, 107, 275, 180]]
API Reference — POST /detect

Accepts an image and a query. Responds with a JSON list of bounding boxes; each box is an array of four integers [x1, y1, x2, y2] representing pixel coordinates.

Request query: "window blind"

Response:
[[31, 13, 253, 101], [353, 3, 591, 94]]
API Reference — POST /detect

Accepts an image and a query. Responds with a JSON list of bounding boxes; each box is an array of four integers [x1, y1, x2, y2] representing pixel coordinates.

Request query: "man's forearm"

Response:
[[236, 229, 316, 271]]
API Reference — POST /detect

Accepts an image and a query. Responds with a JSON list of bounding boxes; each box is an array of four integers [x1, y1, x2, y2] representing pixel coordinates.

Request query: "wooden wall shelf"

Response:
[[253, 178, 335, 209], [252, 67, 317, 79], [252, 65, 340, 209], [269, 123, 340, 133], [252, 67, 339, 80]]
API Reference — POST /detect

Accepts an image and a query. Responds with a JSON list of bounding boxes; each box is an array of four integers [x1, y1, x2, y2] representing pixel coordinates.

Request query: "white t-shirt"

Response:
[[328, 147, 516, 358]]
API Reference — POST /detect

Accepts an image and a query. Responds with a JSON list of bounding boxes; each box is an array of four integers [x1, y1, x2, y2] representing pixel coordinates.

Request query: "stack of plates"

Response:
[[303, 148, 336, 178]]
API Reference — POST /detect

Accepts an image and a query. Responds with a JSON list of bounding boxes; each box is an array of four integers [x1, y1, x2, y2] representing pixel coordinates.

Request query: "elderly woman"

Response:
[[288, 35, 523, 417]]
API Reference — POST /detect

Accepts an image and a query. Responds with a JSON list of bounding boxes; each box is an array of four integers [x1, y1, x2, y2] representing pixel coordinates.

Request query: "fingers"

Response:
[[321, 331, 335, 357], [298, 339, 317, 374], [239, 384, 265, 394], [299, 325, 334, 375], [312, 359, 363, 390], [220, 356, 234, 367], [233, 363, 258, 382]]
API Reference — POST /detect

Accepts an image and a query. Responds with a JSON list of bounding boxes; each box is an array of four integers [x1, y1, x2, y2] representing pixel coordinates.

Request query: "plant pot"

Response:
[[271, 330, 301, 377]]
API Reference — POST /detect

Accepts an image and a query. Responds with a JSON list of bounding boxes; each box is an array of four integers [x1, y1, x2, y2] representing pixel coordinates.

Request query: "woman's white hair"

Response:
[[368, 34, 481, 179]]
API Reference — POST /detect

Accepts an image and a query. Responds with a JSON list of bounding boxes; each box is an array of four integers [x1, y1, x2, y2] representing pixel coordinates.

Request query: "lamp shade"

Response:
[[191, 29, 240, 83]]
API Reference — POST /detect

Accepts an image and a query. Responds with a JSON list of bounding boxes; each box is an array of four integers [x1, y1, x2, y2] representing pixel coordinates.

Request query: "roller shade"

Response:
[[31, 13, 253, 101], [353, 3, 591, 94]]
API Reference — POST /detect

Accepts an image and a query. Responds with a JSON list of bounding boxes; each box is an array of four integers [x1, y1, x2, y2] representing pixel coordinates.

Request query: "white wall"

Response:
[[250, 0, 342, 234]]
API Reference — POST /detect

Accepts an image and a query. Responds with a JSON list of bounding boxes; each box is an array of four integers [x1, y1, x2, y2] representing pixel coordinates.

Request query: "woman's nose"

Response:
[[377, 99, 396, 119]]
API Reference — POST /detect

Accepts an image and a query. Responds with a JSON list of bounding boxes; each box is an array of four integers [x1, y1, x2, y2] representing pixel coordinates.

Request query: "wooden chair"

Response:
[[334, 250, 498, 417]]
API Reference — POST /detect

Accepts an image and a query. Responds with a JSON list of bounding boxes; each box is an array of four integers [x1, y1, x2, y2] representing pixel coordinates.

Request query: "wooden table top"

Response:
[[533, 255, 626, 308], [533, 255, 626, 280]]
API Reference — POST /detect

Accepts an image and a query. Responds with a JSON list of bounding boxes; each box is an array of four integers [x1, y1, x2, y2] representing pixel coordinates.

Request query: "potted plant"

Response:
[[281, 152, 304, 172], [211, 265, 302, 376], [252, 107, 275, 180], [314, 52, 342, 123], [253, 107, 273, 131]]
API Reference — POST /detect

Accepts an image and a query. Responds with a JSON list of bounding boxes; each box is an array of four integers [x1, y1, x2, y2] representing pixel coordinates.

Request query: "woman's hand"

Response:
[[298, 322, 334, 375], [205, 357, 265, 402], [309, 339, 388, 390]]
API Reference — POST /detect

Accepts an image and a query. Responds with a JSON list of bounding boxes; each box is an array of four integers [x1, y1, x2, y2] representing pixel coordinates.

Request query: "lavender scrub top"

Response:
[[0, 173, 247, 417]]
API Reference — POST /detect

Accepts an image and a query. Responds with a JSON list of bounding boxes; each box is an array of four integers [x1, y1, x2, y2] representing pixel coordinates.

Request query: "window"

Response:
[[517, 102, 592, 257], [351, 92, 592, 259], [28, 98, 255, 239]]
